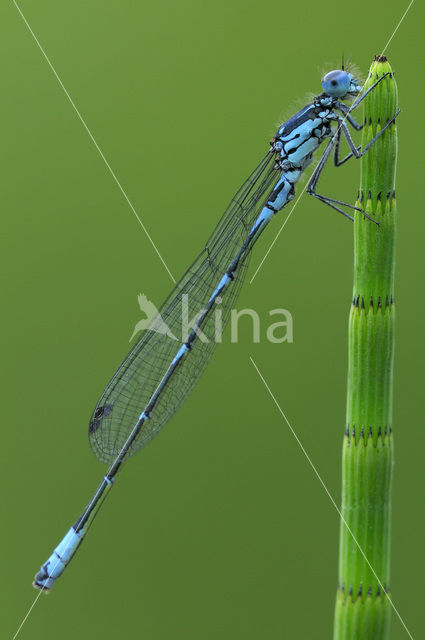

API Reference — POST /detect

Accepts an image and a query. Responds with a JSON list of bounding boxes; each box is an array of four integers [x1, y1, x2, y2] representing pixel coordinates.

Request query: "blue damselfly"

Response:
[[34, 60, 399, 590]]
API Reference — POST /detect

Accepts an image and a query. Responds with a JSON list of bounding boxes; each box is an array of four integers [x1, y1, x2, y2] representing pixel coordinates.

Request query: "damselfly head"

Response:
[[321, 70, 361, 99]]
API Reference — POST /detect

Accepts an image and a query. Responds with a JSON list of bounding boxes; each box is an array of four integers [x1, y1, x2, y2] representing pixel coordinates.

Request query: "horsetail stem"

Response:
[[333, 56, 398, 640]]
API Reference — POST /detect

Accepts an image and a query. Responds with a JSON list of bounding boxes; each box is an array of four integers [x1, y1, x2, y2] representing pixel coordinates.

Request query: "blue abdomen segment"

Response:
[[208, 273, 232, 302], [33, 526, 83, 590], [252, 206, 274, 230], [249, 170, 299, 235], [171, 343, 189, 365], [267, 174, 295, 210]]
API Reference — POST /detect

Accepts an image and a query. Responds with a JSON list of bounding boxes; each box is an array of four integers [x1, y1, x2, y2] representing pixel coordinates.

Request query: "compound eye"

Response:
[[321, 70, 350, 98]]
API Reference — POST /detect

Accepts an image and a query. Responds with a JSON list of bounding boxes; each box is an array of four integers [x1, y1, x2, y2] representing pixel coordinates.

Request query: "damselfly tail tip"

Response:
[[32, 579, 51, 593], [32, 565, 53, 592]]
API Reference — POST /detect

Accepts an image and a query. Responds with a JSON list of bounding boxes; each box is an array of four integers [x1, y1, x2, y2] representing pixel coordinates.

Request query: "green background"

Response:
[[2, 1, 423, 638]]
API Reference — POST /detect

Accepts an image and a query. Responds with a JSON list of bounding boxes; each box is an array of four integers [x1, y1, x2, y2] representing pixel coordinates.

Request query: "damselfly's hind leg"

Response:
[[306, 139, 376, 223]]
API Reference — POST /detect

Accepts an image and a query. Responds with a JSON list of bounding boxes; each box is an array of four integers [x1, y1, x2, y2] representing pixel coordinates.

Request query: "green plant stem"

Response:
[[333, 57, 398, 640]]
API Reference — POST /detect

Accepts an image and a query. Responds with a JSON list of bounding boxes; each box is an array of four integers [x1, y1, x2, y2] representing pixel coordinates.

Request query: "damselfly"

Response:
[[34, 60, 399, 590]]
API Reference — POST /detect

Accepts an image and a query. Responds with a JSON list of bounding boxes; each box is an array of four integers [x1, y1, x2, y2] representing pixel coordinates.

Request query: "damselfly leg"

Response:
[[348, 72, 392, 111], [336, 109, 400, 162], [306, 107, 400, 222], [306, 139, 363, 222], [333, 128, 360, 167], [336, 105, 363, 131]]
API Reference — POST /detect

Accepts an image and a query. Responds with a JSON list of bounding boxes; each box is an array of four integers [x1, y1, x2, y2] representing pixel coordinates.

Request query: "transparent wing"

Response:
[[89, 150, 280, 464]]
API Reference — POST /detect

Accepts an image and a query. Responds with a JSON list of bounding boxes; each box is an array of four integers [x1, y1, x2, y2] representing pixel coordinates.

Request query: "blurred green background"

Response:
[[2, 1, 423, 638]]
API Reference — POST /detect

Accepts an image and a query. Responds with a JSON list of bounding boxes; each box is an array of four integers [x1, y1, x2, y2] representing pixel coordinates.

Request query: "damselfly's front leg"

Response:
[[336, 102, 364, 131], [333, 72, 399, 165], [349, 72, 392, 111]]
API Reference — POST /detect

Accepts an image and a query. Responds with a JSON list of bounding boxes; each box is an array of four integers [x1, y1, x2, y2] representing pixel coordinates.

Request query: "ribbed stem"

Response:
[[333, 57, 398, 640]]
